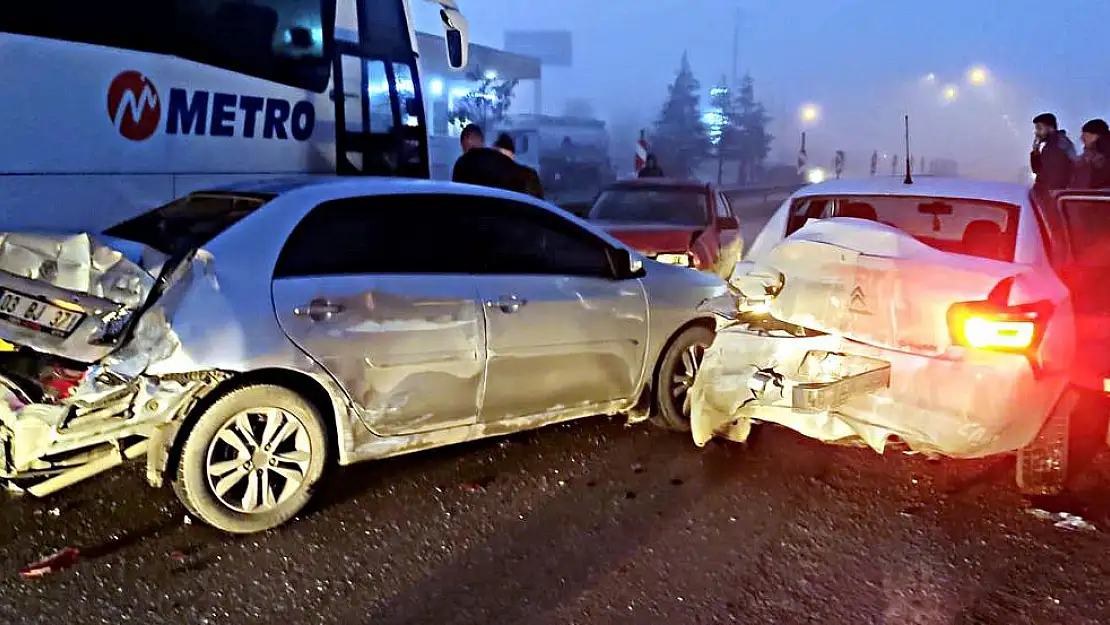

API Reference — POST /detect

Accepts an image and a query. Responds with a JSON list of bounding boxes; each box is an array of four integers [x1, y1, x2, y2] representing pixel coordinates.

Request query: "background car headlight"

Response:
[[655, 253, 692, 267]]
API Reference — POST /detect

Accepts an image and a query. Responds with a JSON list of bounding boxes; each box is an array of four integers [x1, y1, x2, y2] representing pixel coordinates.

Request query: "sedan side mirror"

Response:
[[609, 248, 644, 280], [718, 215, 739, 230]]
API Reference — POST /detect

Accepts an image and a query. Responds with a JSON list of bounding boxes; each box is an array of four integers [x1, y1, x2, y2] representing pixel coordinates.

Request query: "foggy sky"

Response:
[[412, 0, 1110, 180]]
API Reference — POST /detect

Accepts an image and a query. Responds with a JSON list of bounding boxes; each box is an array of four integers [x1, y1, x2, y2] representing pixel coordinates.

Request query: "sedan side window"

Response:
[[274, 194, 472, 277], [466, 198, 615, 277]]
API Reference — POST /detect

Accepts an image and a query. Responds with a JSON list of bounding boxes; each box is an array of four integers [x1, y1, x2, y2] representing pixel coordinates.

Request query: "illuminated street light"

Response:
[[922, 73, 937, 83], [799, 103, 820, 124], [942, 85, 958, 101], [967, 65, 988, 86]]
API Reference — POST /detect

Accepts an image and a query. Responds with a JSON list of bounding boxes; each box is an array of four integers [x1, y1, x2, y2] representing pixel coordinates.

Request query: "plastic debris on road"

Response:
[[1026, 508, 1098, 532], [20, 547, 80, 578]]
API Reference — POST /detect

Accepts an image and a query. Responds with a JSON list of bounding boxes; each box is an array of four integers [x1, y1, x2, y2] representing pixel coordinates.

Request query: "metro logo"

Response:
[[106, 71, 316, 142], [166, 90, 315, 140], [107, 71, 161, 142]]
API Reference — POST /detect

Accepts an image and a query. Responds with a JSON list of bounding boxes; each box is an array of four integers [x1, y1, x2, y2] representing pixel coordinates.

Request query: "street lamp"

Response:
[[967, 65, 988, 86], [799, 103, 820, 125], [942, 85, 958, 101]]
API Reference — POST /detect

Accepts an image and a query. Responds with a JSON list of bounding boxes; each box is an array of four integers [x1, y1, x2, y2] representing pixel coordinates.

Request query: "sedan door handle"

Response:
[[293, 298, 345, 321], [485, 294, 527, 314]]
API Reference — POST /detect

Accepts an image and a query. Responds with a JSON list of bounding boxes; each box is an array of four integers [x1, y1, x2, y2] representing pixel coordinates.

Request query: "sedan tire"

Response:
[[172, 384, 329, 533], [1015, 388, 1076, 496], [651, 325, 714, 432]]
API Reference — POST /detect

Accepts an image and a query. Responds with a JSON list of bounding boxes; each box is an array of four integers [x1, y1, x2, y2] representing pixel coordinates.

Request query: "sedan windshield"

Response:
[[589, 188, 709, 226]]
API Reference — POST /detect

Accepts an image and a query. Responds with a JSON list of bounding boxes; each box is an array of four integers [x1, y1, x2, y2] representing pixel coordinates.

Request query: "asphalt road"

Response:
[[2, 200, 1110, 624]]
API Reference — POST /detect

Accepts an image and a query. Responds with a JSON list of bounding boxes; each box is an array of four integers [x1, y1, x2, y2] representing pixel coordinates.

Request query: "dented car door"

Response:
[[466, 196, 649, 422], [271, 195, 486, 436]]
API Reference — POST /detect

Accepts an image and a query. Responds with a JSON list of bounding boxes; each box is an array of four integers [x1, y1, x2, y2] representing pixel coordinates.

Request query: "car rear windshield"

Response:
[[103, 193, 271, 255], [797, 195, 1020, 262], [588, 188, 709, 226]]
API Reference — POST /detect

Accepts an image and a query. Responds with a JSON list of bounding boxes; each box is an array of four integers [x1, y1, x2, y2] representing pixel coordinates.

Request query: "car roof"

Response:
[[194, 176, 635, 252], [792, 176, 1030, 206], [606, 177, 712, 191]]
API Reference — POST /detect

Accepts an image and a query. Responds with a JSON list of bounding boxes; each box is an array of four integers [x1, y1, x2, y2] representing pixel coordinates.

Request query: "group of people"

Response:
[[451, 123, 544, 199], [1030, 112, 1110, 193]]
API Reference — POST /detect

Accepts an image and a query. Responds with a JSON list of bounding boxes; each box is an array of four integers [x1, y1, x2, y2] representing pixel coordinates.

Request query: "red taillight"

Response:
[[947, 299, 1052, 352]]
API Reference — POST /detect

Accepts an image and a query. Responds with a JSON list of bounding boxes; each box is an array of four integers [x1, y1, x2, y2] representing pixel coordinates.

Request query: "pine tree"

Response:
[[651, 52, 711, 178], [734, 73, 773, 184]]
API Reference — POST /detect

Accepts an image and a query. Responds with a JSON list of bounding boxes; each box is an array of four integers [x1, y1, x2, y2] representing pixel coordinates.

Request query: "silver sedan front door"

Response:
[[463, 196, 649, 422]]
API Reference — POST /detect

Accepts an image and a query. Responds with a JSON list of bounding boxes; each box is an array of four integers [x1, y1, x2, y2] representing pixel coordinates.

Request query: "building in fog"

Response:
[[417, 32, 542, 178]]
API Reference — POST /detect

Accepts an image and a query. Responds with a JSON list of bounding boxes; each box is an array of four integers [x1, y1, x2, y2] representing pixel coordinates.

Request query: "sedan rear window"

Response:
[[588, 188, 709, 226], [104, 193, 270, 255], [809, 195, 1020, 262]]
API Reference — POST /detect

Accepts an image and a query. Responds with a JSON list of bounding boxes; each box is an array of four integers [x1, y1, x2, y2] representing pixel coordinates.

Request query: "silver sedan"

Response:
[[0, 177, 727, 533]]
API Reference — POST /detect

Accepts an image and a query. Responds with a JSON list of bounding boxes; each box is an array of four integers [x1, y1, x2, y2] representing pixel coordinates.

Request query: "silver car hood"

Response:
[[0, 232, 167, 362]]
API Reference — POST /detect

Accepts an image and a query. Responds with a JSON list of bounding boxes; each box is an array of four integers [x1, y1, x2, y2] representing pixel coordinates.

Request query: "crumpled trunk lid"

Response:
[[0, 232, 166, 363], [744, 218, 1030, 355]]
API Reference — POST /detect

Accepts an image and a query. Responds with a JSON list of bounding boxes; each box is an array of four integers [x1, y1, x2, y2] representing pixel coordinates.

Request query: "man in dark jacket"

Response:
[[1031, 113, 1076, 193], [451, 123, 522, 193], [493, 133, 544, 199], [1072, 118, 1110, 189], [638, 153, 664, 177]]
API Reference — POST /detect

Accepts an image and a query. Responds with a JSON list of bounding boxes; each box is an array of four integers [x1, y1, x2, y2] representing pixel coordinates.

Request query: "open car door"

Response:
[[1049, 190, 1110, 393]]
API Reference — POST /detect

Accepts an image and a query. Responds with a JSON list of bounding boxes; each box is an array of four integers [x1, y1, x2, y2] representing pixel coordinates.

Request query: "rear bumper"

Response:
[[690, 327, 1068, 458]]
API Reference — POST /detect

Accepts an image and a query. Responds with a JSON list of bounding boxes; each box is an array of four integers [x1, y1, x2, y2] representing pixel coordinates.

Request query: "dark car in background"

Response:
[[585, 178, 743, 280]]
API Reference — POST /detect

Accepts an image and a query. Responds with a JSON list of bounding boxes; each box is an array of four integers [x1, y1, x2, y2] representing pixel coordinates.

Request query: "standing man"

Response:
[[1072, 118, 1110, 189], [451, 123, 520, 192], [494, 133, 544, 199], [1031, 113, 1076, 193]]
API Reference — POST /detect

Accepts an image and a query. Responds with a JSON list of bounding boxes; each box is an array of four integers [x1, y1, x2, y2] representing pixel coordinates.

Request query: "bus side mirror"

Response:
[[440, 9, 469, 69]]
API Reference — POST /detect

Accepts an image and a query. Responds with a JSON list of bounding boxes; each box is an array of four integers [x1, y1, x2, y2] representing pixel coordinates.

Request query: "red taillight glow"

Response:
[[948, 300, 1051, 352], [960, 316, 1036, 349]]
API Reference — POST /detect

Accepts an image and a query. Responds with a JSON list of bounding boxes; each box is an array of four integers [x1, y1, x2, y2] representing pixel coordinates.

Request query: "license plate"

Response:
[[792, 353, 892, 412], [0, 289, 85, 338]]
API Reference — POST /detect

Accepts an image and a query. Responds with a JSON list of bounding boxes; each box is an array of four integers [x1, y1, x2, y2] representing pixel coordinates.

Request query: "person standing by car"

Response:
[[1072, 118, 1110, 189], [493, 132, 545, 199], [451, 123, 520, 193], [638, 153, 664, 178], [1031, 113, 1076, 193]]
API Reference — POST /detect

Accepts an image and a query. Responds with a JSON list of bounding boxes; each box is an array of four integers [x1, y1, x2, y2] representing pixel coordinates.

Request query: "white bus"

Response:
[[0, 0, 469, 230]]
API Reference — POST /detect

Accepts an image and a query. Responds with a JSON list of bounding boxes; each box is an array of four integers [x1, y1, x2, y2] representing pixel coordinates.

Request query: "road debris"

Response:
[[461, 475, 495, 493], [20, 547, 80, 578], [1026, 508, 1098, 532]]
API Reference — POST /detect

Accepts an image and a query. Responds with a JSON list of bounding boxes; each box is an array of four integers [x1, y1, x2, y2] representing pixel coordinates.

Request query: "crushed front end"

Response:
[[0, 232, 222, 495]]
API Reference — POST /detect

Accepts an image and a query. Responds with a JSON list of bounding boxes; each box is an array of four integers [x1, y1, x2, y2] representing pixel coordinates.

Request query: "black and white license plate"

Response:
[[0, 289, 85, 338]]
